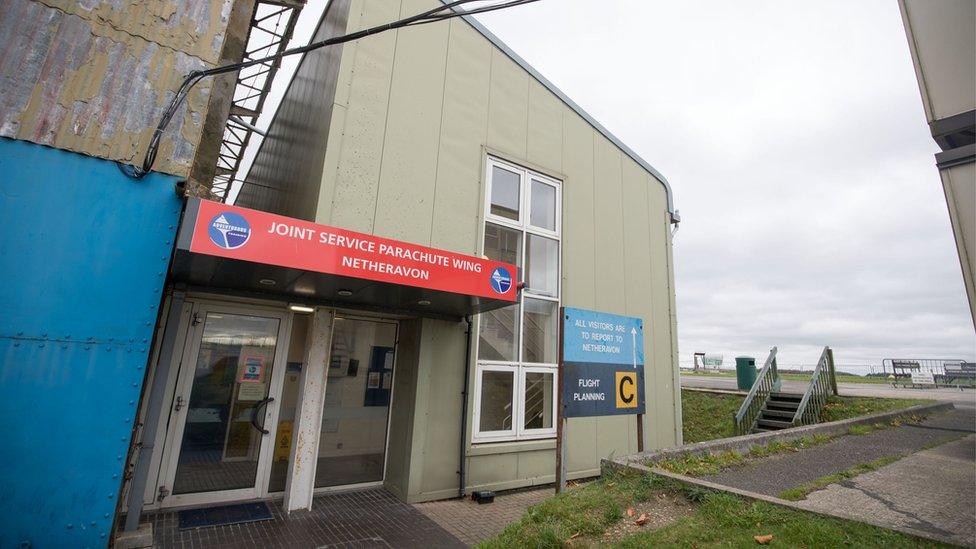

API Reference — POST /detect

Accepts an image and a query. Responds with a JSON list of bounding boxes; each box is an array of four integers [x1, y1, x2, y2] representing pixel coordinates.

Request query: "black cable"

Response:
[[119, 0, 540, 180]]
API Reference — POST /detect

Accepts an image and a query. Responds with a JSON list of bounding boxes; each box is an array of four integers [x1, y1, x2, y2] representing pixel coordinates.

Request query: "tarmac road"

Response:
[[680, 374, 976, 410]]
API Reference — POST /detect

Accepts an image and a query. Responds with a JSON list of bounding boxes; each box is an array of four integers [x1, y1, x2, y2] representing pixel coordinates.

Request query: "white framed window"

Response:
[[473, 157, 561, 443]]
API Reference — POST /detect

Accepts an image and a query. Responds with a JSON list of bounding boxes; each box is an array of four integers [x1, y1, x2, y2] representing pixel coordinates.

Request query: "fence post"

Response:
[[827, 347, 838, 396]]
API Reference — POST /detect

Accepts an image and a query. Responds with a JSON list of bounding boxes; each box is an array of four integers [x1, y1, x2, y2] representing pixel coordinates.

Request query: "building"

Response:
[[0, 0, 267, 546], [0, 0, 680, 546], [899, 0, 976, 328]]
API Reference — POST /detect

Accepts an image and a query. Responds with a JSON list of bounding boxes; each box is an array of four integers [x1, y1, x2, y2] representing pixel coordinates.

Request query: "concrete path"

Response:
[[698, 408, 975, 547], [701, 409, 974, 495], [681, 374, 976, 410], [797, 434, 975, 547]]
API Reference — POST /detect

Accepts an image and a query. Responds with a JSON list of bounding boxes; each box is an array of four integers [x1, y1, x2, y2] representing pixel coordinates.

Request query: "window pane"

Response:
[[523, 372, 554, 430], [530, 180, 556, 231], [526, 235, 558, 296], [478, 305, 518, 361], [483, 223, 522, 268], [490, 165, 520, 220], [479, 370, 514, 432], [522, 298, 557, 364]]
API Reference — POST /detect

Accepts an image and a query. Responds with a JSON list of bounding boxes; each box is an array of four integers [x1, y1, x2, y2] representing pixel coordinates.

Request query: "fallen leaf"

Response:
[[569, 532, 582, 539], [635, 513, 648, 526], [626, 508, 635, 517], [754, 534, 774, 544]]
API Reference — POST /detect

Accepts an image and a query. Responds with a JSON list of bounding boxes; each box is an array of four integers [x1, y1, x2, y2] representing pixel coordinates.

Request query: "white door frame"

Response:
[[155, 299, 293, 509]]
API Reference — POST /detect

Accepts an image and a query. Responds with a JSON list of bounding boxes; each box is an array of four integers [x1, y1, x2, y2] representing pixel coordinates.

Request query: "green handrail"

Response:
[[733, 347, 780, 435], [791, 346, 838, 427]]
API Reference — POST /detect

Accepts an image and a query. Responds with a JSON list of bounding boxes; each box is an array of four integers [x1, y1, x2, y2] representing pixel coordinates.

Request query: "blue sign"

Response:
[[562, 307, 646, 417], [489, 266, 512, 294], [208, 211, 251, 249], [564, 308, 644, 366]]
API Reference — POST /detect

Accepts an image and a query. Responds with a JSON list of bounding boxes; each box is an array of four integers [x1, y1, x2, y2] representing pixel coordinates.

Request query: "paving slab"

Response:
[[701, 409, 974, 497], [797, 434, 976, 547], [414, 487, 553, 546], [148, 488, 464, 548]]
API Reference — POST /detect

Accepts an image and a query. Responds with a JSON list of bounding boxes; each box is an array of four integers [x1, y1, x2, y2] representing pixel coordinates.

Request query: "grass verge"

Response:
[[477, 470, 682, 547], [656, 434, 831, 476], [478, 469, 950, 548], [848, 423, 886, 435], [778, 455, 903, 501], [680, 390, 741, 442], [682, 369, 893, 384], [820, 396, 931, 422], [681, 389, 933, 444], [661, 414, 928, 478]]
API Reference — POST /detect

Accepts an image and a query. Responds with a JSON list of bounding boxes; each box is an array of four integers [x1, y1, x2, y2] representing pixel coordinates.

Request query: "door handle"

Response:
[[251, 397, 274, 435]]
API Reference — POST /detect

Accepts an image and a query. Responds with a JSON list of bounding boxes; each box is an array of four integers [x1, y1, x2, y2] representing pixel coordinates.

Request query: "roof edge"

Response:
[[444, 1, 676, 220]]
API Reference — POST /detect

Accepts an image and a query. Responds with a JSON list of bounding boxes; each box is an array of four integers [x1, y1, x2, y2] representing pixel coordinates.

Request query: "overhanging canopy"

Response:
[[171, 199, 518, 318]]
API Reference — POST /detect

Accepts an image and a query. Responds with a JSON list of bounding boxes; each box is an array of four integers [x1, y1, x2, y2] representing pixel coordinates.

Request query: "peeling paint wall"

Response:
[[0, 0, 236, 177]]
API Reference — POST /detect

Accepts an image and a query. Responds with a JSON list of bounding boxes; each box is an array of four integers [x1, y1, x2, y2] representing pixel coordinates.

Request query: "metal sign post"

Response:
[[555, 307, 567, 493], [556, 307, 646, 491], [637, 412, 644, 453]]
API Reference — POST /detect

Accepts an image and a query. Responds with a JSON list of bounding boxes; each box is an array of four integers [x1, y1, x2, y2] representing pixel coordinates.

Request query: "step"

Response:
[[770, 392, 803, 401], [760, 409, 796, 420], [756, 418, 794, 430], [766, 401, 800, 412]]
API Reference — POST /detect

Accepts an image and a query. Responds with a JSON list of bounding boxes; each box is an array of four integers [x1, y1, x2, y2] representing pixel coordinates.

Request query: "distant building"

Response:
[[899, 0, 976, 328]]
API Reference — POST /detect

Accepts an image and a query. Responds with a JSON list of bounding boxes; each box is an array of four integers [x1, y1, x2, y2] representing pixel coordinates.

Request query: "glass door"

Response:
[[314, 317, 397, 488], [159, 302, 290, 507]]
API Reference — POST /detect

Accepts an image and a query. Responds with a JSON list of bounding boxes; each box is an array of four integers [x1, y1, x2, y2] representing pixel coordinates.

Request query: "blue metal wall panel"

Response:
[[0, 138, 181, 548]]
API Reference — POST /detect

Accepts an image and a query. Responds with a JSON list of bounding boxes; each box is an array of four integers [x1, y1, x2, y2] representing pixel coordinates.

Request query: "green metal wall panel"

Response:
[[430, 18, 492, 254], [560, 113, 597, 307], [487, 49, 529, 160], [322, 0, 400, 232], [592, 138, 627, 312], [302, 0, 680, 501], [526, 80, 564, 173], [374, 0, 451, 244]]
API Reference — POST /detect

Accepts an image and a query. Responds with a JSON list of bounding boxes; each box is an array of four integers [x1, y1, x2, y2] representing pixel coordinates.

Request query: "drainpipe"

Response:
[[458, 315, 473, 498]]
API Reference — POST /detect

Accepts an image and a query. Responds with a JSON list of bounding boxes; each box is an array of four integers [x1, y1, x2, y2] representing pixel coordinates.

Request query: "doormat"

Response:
[[178, 502, 273, 530]]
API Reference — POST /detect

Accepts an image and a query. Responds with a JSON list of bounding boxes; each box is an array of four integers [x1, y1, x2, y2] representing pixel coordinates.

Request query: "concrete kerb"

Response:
[[618, 401, 954, 466], [600, 459, 954, 547]]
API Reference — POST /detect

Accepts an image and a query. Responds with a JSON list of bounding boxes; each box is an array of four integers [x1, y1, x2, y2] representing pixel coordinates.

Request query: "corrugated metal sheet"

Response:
[[0, 0, 235, 177]]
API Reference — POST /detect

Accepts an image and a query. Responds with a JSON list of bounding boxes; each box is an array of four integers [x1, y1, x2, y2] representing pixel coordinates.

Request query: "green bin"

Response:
[[735, 356, 757, 390]]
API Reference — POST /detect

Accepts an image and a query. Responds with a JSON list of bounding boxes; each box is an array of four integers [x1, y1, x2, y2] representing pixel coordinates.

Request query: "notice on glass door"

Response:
[[239, 356, 266, 383], [238, 382, 266, 401]]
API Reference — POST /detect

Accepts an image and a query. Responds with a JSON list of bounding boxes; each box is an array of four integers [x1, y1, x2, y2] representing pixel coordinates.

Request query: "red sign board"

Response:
[[188, 199, 517, 302]]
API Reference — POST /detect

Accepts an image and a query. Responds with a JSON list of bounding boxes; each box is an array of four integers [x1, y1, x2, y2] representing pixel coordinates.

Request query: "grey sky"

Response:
[[237, 1, 975, 371]]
